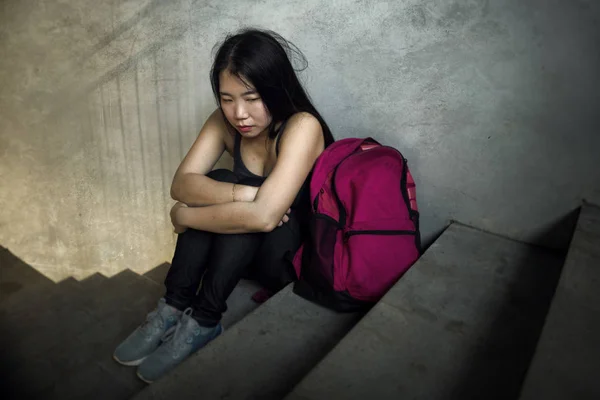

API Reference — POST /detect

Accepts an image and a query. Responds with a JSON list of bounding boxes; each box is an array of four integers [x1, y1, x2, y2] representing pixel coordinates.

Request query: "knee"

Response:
[[176, 227, 210, 244], [207, 169, 238, 184]]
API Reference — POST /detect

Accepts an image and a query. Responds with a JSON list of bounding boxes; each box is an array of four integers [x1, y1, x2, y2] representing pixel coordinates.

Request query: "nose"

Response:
[[234, 102, 249, 120]]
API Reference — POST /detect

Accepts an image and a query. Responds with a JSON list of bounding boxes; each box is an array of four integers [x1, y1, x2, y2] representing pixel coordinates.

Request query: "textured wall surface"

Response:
[[1, 0, 599, 280]]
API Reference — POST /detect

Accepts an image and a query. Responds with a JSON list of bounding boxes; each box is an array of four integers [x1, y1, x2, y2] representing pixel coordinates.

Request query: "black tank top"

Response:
[[232, 125, 311, 212]]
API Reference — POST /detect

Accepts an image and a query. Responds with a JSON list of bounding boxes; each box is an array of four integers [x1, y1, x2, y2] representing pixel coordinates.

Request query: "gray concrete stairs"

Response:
[[284, 223, 566, 400], [131, 284, 362, 400], [0, 246, 53, 303], [0, 264, 164, 399], [518, 204, 600, 400], [1, 204, 598, 399], [0, 254, 262, 399]]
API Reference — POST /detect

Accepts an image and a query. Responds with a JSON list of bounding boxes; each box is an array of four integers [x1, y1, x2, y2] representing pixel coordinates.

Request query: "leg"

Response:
[[137, 221, 264, 383], [114, 169, 237, 367], [163, 169, 238, 310], [191, 231, 264, 326], [164, 228, 214, 310], [252, 210, 302, 293]]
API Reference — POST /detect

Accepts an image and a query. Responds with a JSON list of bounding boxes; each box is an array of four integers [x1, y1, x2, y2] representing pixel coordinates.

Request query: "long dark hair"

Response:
[[210, 28, 335, 146]]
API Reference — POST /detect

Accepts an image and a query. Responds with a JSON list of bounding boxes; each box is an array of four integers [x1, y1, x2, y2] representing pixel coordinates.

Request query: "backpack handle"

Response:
[[360, 138, 381, 151]]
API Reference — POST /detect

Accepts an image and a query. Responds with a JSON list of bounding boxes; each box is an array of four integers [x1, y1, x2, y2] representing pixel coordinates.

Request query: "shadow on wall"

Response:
[[0, 0, 232, 281]]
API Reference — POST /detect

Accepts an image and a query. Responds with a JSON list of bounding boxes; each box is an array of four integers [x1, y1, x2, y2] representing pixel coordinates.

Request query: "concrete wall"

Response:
[[1, 0, 599, 281]]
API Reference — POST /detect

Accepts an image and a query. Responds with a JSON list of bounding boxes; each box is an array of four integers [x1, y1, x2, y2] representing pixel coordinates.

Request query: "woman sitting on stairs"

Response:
[[113, 28, 335, 383]]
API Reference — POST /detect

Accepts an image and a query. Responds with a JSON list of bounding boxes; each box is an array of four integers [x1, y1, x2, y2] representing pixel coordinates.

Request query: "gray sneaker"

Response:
[[113, 298, 182, 366], [136, 308, 223, 383]]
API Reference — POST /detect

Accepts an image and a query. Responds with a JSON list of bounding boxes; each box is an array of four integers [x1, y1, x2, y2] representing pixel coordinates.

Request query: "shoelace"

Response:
[[140, 307, 165, 337], [160, 309, 201, 358]]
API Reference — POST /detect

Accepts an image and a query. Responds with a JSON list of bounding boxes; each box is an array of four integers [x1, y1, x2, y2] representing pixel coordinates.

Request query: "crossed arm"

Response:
[[169, 111, 324, 234]]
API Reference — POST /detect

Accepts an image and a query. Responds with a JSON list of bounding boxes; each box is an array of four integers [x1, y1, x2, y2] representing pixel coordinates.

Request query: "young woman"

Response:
[[113, 28, 335, 383]]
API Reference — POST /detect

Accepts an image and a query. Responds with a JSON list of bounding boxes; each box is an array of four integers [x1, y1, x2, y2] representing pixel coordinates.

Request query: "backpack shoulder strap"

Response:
[[309, 137, 380, 200]]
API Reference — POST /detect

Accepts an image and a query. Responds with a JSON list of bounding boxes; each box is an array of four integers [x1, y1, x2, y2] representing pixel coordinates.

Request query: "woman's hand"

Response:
[[278, 208, 291, 227], [170, 202, 189, 234]]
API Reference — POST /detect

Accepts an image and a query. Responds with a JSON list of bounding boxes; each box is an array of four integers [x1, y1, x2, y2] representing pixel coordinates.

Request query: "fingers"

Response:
[[278, 208, 292, 228]]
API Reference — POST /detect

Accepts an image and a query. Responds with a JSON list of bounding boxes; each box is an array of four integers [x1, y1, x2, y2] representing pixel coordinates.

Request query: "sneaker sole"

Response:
[[137, 370, 154, 384], [113, 353, 147, 367]]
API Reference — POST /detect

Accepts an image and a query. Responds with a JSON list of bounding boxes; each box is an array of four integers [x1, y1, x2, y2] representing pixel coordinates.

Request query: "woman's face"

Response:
[[219, 69, 272, 138]]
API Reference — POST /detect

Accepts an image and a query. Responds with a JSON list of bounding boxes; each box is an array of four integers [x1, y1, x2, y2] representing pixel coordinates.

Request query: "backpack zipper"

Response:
[[330, 151, 363, 227], [344, 229, 417, 242], [312, 151, 361, 227]]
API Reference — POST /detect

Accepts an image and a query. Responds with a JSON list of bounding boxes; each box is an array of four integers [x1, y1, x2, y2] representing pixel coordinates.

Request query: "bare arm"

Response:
[[170, 109, 257, 206], [173, 113, 325, 233]]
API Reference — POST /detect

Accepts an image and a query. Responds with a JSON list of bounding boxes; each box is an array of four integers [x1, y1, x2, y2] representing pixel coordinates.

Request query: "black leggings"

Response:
[[164, 169, 301, 327]]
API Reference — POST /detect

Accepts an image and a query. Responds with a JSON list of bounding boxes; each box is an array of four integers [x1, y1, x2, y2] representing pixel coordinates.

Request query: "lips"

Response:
[[237, 125, 253, 132]]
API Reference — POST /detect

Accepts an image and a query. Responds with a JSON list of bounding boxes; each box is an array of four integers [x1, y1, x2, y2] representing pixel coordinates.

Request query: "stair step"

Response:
[[2, 266, 264, 400], [35, 270, 164, 400], [0, 277, 83, 373], [0, 246, 53, 303], [519, 204, 600, 400], [43, 361, 135, 400], [132, 284, 363, 400], [142, 262, 170, 286], [1, 270, 162, 399], [220, 279, 262, 328], [284, 223, 564, 400]]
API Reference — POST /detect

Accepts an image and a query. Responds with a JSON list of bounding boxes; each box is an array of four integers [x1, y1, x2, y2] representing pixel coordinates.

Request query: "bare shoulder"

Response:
[[207, 108, 235, 153], [286, 112, 322, 135], [279, 112, 324, 152]]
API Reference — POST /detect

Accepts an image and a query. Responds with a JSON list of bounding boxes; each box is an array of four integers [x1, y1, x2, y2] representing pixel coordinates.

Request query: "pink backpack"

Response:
[[292, 137, 421, 311]]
